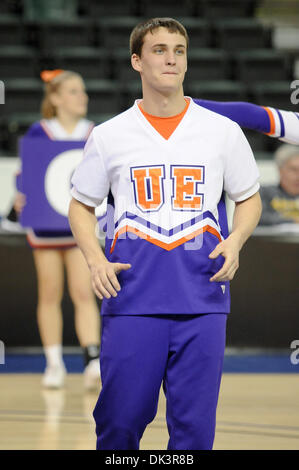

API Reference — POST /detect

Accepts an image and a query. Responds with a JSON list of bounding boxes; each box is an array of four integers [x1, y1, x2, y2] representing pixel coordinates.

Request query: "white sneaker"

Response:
[[42, 364, 66, 389], [0, 218, 26, 234], [84, 359, 101, 391]]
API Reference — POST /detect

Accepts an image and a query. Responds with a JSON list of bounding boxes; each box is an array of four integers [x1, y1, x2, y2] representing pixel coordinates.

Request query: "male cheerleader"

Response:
[[68, 18, 262, 450]]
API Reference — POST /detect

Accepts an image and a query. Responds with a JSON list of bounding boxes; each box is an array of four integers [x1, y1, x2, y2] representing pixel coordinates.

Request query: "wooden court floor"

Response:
[[0, 373, 298, 450]]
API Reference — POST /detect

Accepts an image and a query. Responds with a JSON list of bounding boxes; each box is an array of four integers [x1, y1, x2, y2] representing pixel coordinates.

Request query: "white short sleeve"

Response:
[[71, 128, 109, 207], [223, 122, 260, 202]]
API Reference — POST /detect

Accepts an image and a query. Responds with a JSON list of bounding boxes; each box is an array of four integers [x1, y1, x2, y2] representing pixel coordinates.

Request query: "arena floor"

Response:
[[1, 354, 299, 450]]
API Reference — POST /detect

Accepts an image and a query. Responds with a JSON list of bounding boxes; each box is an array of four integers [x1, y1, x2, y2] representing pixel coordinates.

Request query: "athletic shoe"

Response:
[[0, 217, 26, 234], [42, 364, 66, 389], [0, 206, 26, 234], [83, 359, 101, 391]]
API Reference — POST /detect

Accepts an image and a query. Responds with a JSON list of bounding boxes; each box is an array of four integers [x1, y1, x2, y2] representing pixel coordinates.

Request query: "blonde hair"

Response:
[[41, 70, 83, 119]]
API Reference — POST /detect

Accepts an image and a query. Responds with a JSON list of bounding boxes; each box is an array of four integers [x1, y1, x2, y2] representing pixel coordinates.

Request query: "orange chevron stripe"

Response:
[[110, 224, 221, 253], [262, 106, 276, 135]]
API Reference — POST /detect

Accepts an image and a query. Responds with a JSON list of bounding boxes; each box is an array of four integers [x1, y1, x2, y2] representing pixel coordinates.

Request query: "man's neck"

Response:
[[140, 87, 187, 117]]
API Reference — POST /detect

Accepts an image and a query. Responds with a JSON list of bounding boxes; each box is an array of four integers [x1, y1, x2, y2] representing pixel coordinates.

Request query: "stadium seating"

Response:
[[78, 0, 138, 18], [53, 47, 110, 80], [84, 79, 122, 114], [95, 17, 142, 50], [0, 46, 38, 80], [121, 80, 143, 109], [243, 129, 270, 152], [0, 0, 297, 156], [176, 17, 211, 48], [245, 128, 282, 153], [98, 16, 211, 51], [0, 0, 17, 15], [185, 80, 248, 102], [196, 0, 258, 19], [36, 18, 94, 51], [185, 48, 231, 82], [23, 0, 78, 20], [139, 0, 194, 18], [0, 15, 25, 46], [233, 49, 291, 83], [4, 79, 43, 115], [110, 48, 138, 82], [213, 18, 271, 50]]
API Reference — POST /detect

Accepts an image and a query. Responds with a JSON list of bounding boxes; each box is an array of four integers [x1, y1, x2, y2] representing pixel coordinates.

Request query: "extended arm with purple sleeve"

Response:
[[193, 99, 299, 145]]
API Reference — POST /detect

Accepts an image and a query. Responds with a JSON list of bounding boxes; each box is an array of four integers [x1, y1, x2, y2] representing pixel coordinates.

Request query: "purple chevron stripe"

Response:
[[114, 210, 218, 237], [276, 109, 285, 138]]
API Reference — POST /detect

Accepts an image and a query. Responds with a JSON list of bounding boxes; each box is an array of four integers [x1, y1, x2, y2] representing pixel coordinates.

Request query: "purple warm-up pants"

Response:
[[93, 313, 227, 450]]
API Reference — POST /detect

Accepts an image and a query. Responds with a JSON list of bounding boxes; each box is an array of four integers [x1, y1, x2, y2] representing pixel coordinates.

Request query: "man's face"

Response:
[[131, 27, 187, 96], [279, 155, 299, 196]]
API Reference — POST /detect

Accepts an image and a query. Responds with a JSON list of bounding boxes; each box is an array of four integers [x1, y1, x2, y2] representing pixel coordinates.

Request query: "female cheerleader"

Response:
[[15, 69, 101, 391]]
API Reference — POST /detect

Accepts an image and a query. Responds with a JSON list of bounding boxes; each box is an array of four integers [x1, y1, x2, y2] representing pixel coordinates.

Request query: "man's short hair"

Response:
[[130, 17, 189, 57], [275, 143, 299, 168]]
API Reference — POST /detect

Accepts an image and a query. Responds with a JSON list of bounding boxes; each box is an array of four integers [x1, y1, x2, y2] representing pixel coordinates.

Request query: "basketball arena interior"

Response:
[[0, 0, 298, 451]]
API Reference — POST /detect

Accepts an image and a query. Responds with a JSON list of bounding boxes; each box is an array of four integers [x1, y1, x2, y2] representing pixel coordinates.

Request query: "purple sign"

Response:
[[20, 138, 85, 230]]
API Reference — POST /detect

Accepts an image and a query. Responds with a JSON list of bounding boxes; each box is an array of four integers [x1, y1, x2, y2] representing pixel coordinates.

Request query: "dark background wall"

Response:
[[227, 236, 299, 349], [0, 234, 298, 350]]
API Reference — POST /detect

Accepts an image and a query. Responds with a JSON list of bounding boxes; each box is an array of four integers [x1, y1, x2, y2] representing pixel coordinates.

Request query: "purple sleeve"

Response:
[[193, 99, 271, 134]]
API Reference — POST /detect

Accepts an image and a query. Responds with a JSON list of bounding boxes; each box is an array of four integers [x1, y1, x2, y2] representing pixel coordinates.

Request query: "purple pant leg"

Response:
[[163, 314, 227, 450], [93, 315, 169, 450], [93, 313, 227, 450]]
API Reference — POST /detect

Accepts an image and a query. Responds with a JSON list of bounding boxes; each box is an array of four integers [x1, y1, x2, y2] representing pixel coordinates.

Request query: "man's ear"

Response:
[[131, 53, 142, 73]]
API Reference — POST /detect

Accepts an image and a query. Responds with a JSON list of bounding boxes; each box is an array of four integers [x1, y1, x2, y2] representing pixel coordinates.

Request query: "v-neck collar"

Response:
[[133, 97, 193, 144], [43, 118, 90, 140]]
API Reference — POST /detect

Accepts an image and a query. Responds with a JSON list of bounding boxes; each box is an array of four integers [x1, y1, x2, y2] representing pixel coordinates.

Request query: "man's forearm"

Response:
[[229, 192, 262, 250], [68, 197, 107, 268]]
